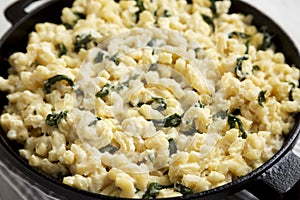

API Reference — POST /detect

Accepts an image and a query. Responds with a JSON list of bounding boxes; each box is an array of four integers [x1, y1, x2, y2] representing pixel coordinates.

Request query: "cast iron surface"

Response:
[[0, 0, 299, 199]]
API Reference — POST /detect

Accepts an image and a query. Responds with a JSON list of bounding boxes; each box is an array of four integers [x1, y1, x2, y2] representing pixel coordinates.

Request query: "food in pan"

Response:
[[0, 0, 299, 198]]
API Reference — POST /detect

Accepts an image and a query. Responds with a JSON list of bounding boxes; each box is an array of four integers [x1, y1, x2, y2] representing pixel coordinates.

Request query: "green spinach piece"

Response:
[[228, 31, 250, 39], [94, 51, 105, 63], [258, 30, 273, 50], [252, 65, 261, 74], [57, 43, 67, 57], [108, 53, 120, 66], [168, 139, 177, 156], [95, 83, 113, 99], [142, 183, 172, 199], [164, 113, 182, 127], [195, 100, 205, 108], [88, 117, 102, 127], [135, 0, 146, 22], [151, 113, 182, 127], [288, 82, 296, 101], [174, 183, 194, 195], [43, 75, 74, 94], [228, 114, 247, 139], [46, 110, 68, 126], [258, 90, 267, 107], [212, 110, 227, 121], [147, 97, 167, 111], [99, 144, 119, 154], [74, 34, 94, 52], [162, 10, 171, 17], [202, 14, 215, 32], [235, 55, 249, 81]]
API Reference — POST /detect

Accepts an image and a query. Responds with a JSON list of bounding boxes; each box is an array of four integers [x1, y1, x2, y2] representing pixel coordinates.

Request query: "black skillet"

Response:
[[0, 0, 299, 199]]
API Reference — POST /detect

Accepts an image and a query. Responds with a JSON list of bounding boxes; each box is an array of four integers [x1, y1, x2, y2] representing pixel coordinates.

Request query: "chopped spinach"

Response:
[[164, 113, 182, 127], [142, 183, 172, 199], [195, 100, 205, 108], [73, 12, 86, 20], [149, 63, 158, 71], [95, 83, 113, 99], [108, 53, 120, 66], [94, 51, 105, 63], [252, 65, 261, 74], [46, 110, 68, 126], [162, 10, 171, 17], [228, 32, 250, 39], [245, 40, 250, 54], [168, 139, 177, 156], [288, 82, 296, 101], [258, 29, 273, 50], [258, 90, 267, 107], [88, 117, 101, 127], [235, 55, 249, 81], [212, 110, 227, 120], [210, 0, 217, 17], [202, 14, 215, 32], [231, 108, 241, 116], [174, 183, 194, 195], [43, 75, 74, 94], [147, 97, 167, 111], [74, 34, 94, 52], [135, 0, 146, 22], [57, 43, 67, 57], [151, 113, 182, 127], [228, 114, 247, 139], [99, 144, 119, 154]]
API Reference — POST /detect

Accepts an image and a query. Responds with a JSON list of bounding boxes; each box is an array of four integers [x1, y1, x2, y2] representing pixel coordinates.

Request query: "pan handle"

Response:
[[4, 0, 40, 25], [246, 148, 300, 199]]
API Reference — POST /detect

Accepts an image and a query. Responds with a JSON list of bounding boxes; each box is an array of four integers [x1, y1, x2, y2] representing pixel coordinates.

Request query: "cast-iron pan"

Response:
[[0, 0, 299, 199]]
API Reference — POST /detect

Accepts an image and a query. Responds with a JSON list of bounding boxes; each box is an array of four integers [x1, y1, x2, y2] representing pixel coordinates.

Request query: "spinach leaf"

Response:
[[212, 110, 227, 121], [108, 53, 120, 66], [210, 0, 217, 17], [231, 108, 241, 116], [46, 110, 68, 126], [148, 97, 167, 111], [195, 100, 205, 108], [94, 51, 105, 63], [174, 183, 194, 195], [162, 10, 171, 17], [164, 113, 182, 127], [57, 43, 67, 57], [168, 138, 177, 156], [135, 0, 146, 22], [228, 32, 250, 39], [228, 114, 247, 139], [99, 144, 119, 154], [202, 14, 215, 32], [142, 183, 172, 199], [88, 117, 101, 127], [235, 55, 249, 81], [258, 90, 267, 107], [245, 40, 250, 54], [43, 75, 74, 94], [74, 34, 94, 52], [252, 65, 261, 74], [151, 113, 182, 127], [258, 30, 273, 50], [73, 12, 86, 20], [288, 82, 296, 101], [95, 83, 113, 99], [149, 63, 158, 71]]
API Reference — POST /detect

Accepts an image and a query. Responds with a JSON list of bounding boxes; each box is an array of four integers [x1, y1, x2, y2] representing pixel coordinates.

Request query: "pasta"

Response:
[[0, 0, 299, 198]]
